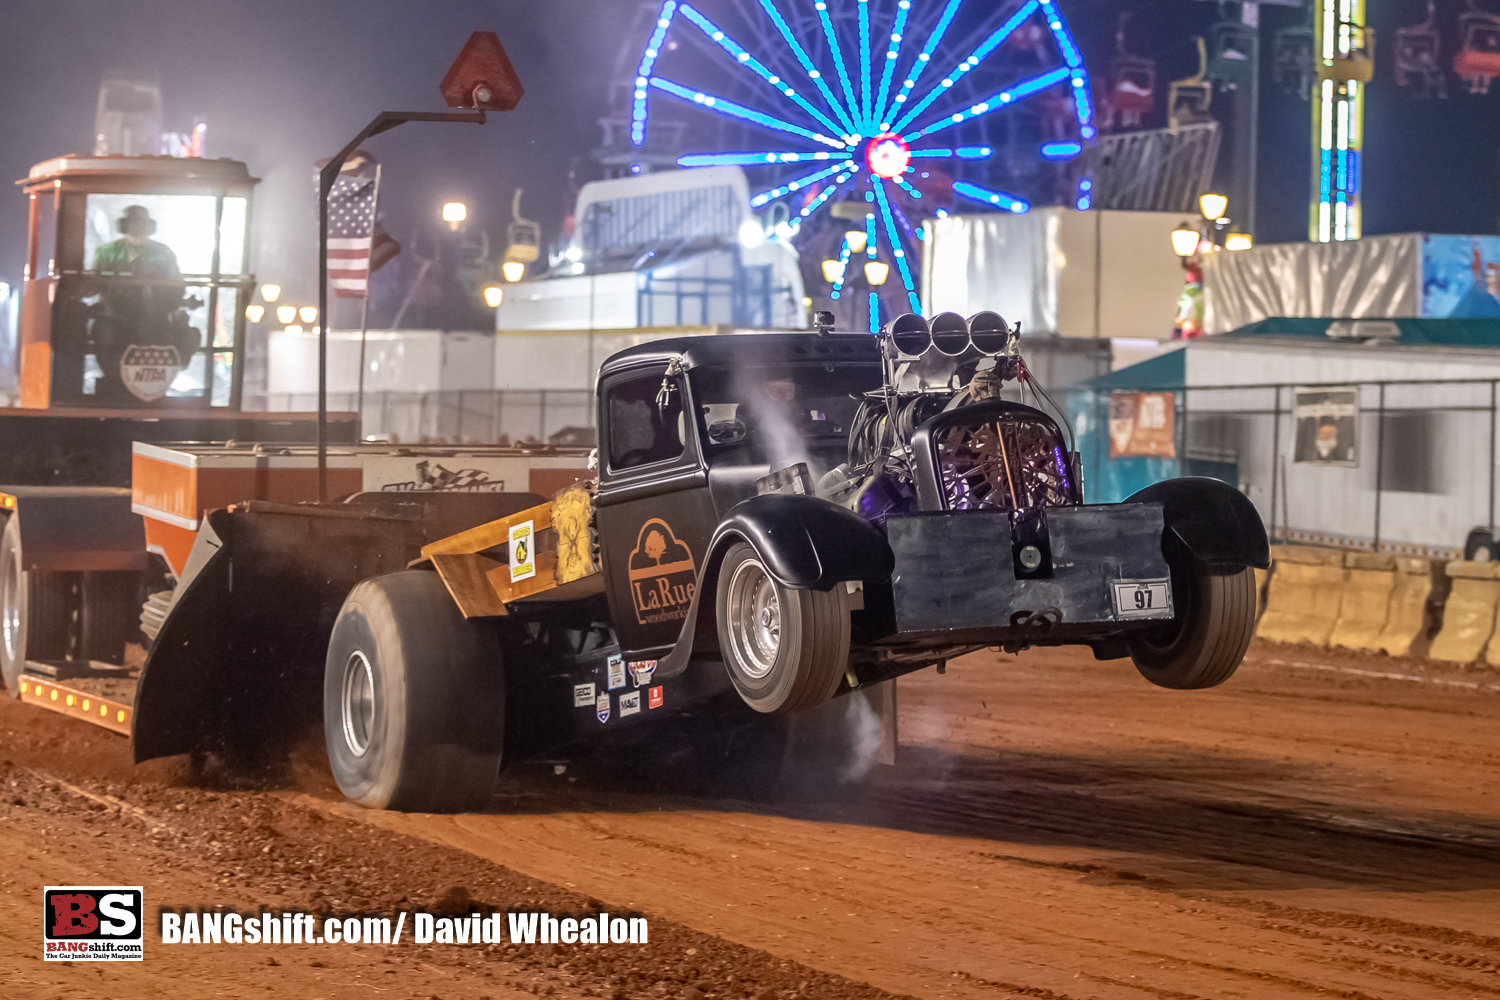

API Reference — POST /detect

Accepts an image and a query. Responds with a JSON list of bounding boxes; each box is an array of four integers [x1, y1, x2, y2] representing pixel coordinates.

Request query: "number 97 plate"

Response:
[[1111, 578, 1174, 620]]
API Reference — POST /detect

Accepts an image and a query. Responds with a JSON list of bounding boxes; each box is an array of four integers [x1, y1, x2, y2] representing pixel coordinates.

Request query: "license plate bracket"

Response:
[[1111, 578, 1173, 620]]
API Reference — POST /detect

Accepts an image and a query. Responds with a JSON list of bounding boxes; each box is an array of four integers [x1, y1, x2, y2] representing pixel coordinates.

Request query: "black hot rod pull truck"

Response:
[[130, 311, 1268, 812]]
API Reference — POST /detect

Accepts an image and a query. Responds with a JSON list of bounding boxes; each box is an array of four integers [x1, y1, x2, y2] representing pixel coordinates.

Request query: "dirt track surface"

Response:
[[4, 639, 1500, 999]]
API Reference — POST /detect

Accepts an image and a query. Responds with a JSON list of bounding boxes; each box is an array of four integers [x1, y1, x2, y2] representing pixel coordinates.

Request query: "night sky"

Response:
[[0, 0, 1495, 312]]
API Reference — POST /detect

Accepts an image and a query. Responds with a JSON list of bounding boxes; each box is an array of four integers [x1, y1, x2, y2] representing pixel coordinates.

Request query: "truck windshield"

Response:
[[689, 364, 878, 455]]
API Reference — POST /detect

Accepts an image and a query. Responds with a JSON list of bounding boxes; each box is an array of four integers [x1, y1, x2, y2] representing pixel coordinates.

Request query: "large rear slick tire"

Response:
[[715, 542, 850, 714], [1126, 537, 1255, 690], [323, 570, 504, 813]]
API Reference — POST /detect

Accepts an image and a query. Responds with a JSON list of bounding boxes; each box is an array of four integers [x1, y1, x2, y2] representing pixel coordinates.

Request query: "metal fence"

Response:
[[1064, 378, 1500, 558], [255, 377, 1500, 557], [251, 390, 596, 446]]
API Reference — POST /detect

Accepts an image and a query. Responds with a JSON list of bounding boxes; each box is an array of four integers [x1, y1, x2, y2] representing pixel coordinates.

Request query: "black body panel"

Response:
[[886, 503, 1171, 639]]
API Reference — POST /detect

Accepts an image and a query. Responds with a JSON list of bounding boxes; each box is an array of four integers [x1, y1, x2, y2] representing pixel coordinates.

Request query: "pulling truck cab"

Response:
[[0, 155, 354, 705]]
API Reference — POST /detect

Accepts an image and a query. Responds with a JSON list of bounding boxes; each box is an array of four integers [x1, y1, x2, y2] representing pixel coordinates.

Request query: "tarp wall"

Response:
[[1202, 234, 1500, 334], [923, 209, 1187, 340]]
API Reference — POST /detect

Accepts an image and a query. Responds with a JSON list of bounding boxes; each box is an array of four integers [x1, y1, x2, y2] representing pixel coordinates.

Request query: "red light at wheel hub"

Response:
[[865, 133, 911, 180]]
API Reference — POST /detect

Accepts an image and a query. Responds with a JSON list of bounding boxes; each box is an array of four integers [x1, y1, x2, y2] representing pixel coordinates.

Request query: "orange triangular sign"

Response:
[[440, 31, 524, 110]]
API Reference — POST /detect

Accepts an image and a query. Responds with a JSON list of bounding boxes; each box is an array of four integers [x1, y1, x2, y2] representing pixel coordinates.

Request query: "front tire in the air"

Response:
[[715, 542, 850, 714], [323, 570, 504, 812], [1126, 537, 1255, 690]]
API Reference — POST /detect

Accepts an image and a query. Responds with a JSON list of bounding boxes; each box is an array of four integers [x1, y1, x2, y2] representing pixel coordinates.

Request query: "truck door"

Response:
[[594, 363, 716, 657]]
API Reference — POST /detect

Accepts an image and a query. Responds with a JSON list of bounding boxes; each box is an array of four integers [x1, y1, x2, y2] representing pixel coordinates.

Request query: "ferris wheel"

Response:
[[627, 0, 1095, 326]]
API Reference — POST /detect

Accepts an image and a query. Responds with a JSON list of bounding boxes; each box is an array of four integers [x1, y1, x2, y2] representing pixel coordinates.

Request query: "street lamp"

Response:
[[284, 324, 304, 335], [864, 260, 890, 286], [276, 305, 297, 325], [259, 283, 281, 303], [1171, 222, 1202, 257], [1224, 231, 1253, 251], [502, 260, 525, 282], [299, 306, 318, 324], [1198, 192, 1228, 222], [844, 230, 868, 254], [821, 259, 846, 284], [482, 285, 504, 308], [245, 304, 265, 323], [442, 201, 468, 230]]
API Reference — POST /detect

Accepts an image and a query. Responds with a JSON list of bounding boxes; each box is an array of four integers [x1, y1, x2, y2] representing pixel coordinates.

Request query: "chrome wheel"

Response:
[[726, 557, 780, 679], [341, 650, 376, 757]]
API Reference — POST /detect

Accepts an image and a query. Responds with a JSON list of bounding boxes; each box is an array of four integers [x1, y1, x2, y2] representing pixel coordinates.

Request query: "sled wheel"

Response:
[[0, 515, 74, 695], [323, 570, 504, 812], [1127, 535, 1255, 690], [716, 542, 850, 714]]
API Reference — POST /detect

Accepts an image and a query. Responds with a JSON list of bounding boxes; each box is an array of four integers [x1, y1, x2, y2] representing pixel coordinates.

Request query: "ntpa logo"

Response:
[[43, 887, 143, 961]]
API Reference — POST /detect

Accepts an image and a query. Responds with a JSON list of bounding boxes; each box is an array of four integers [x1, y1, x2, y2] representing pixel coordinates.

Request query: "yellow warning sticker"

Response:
[[509, 519, 536, 583]]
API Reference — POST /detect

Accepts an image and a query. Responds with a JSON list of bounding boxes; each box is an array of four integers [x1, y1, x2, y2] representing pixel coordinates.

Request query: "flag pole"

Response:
[[356, 163, 382, 440], [317, 109, 485, 501]]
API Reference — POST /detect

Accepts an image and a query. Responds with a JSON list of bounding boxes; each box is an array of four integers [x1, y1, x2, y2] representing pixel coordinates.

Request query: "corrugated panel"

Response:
[[582, 186, 740, 254]]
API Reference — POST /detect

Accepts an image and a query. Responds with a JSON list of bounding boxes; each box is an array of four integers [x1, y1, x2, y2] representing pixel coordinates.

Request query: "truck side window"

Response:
[[608, 372, 686, 471]]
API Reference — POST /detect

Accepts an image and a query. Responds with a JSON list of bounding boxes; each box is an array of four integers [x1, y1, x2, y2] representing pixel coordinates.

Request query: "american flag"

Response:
[[328, 174, 377, 298]]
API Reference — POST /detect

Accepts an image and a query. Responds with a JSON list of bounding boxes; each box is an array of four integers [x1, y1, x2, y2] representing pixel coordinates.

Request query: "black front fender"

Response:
[[653, 494, 892, 679], [710, 493, 894, 589], [1124, 477, 1270, 569]]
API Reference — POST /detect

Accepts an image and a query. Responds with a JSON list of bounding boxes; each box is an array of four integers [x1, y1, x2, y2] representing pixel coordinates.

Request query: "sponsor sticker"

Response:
[[626, 519, 697, 626], [509, 520, 536, 583], [648, 686, 664, 710], [1111, 578, 1174, 620], [119, 345, 182, 403], [630, 659, 657, 688], [619, 691, 641, 717], [606, 653, 626, 691], [44, 887, 143, 961], [595, 693, 611, 724], [572, 682, 595, 708]]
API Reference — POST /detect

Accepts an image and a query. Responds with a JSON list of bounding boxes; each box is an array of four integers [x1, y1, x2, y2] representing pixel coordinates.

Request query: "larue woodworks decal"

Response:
[[627, 519, 696, 626]]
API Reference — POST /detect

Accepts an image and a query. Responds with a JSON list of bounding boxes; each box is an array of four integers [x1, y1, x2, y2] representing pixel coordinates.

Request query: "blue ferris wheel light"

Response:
[[632, 0, 1093, 307]]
